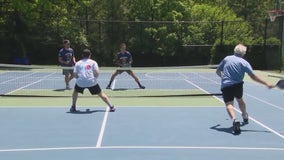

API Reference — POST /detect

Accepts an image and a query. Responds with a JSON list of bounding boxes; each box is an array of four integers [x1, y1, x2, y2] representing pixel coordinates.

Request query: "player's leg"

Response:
[[70, 84, 84, 112], [222, 86, 241, 134], [127, 70, 145, 89], [89, 84, 115, 112], [68, 69, 74, 82], [98, 92, 115, 112], [63, 69, 70, 89], [106, 70, 119, 89], [235, 82, 248, 124], [65, 75, 69, 88], [236, 98, 248, 124], [225, 101, 235, 120], [71, 90, 78, 111], [66, 69, 74, 89]]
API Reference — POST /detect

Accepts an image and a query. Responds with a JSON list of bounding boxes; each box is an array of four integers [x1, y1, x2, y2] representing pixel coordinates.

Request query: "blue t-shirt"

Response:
[[58, 48, 75, 67], [117, 51, 132, 67], [217, 54, 254, 89]]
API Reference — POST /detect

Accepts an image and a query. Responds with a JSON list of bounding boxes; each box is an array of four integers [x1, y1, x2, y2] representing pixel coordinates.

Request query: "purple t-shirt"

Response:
[[117, 51, 132, 67], [58, 48, 75, 67]]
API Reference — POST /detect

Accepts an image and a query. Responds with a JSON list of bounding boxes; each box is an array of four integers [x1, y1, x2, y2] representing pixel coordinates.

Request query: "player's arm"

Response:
[[216, 69, 222, 77], [72, 56, 76, 65], [58, 56, 69, 65], [216, 60, 224, 77], [118, 61, 123, 67], [128, 56, 133, 66], [93, 69, 99, 78], [73, 72, 78, 78], [249, 74, 274, 88], [115, 54, 122, 67], [245, 63, 273, 88]]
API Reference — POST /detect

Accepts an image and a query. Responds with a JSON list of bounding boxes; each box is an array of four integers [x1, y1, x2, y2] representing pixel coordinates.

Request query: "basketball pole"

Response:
[[281, 14, 284, 72]]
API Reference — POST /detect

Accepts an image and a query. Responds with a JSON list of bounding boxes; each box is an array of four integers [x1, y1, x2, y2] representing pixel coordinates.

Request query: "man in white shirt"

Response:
[[70, 49, 115, 112]]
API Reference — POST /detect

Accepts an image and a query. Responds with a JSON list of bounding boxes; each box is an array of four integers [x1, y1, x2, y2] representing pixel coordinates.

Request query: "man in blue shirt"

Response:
[[216, 44, 273, 134], [106, 43, 145, 89], [58, 40, 76, 89]]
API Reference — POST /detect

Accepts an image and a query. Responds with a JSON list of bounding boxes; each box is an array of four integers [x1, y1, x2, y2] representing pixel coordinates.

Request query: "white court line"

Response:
[[179, 73, 221, 99], [0, 72, 37, 84], [96, 107, 110, 148], [145, 72, 181, 80], [6, 72, 57, 95], [0, 146, 284, 152], [245, 93, 284, 111]]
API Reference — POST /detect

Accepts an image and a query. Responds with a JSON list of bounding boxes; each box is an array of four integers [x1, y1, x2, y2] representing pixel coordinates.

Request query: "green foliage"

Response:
[[187, 4, 254, 45], [0, 0, 280, 67]]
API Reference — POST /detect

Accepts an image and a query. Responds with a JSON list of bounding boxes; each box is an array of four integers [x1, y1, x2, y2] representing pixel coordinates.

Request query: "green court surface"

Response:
[[0, 95, 223, 107]]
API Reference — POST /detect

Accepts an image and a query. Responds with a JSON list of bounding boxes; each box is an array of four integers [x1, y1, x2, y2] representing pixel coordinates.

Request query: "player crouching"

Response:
[[70, 49, 115, 112]]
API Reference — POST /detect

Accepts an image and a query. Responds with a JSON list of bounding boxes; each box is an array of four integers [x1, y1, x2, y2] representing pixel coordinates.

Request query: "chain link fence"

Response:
[[0, 19, 283, 70]]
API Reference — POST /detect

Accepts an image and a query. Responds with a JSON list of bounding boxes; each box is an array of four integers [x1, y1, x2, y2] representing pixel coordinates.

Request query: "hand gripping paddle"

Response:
[[275, 80, 284, 89]]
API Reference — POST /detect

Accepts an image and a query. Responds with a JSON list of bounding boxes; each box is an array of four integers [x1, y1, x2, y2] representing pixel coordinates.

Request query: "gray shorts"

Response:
[[117, 69, 133, 74], [62, 69, 73, 76]]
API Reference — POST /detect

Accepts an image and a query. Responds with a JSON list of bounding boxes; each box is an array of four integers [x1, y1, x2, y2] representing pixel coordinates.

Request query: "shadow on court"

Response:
[[53, 88, 71, 92], [66, 109, 106, 114], [112, 88, 140, 91], [210, 124, 272, 135]]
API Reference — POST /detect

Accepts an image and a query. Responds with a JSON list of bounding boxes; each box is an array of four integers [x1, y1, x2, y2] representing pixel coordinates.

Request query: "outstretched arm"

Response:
[[216, 69, 222, 77], [249, 74, 274, 88]]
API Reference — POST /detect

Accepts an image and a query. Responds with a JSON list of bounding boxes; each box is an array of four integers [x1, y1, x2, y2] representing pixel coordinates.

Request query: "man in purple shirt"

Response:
[[58, 40, 76, 89], [106, 43, 145, 89], [216, 44, 273, 134]]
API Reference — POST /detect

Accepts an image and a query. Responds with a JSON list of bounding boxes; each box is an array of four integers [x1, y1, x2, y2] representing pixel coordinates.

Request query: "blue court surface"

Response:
[[0, 102, 284, 160], [0, 68, 284, 159]]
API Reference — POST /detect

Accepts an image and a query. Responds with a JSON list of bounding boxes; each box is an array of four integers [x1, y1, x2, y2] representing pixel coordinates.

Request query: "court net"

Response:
[[0, 63, 222, 98]]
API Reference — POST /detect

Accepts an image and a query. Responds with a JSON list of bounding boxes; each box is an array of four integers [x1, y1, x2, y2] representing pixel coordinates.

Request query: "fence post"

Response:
[[220, 20, 224, 46], [280, 14, 284, 72], [263, 18, 268, 69]]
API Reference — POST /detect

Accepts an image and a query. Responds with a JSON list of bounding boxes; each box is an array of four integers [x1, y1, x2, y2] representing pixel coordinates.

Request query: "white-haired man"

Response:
[[216, 44, 274, 135]]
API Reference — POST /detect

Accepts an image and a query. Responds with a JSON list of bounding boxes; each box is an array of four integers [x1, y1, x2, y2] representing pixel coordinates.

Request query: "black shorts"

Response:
[[221, 82, 244, 103], [75, 84, 102, 95]]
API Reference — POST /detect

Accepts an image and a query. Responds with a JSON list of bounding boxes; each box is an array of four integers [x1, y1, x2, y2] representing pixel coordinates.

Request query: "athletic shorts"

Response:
[[221, 82, 244, 103], [117, 69, 132, 74], [62, 69, 73, 76], [74, 84, 102, 95]]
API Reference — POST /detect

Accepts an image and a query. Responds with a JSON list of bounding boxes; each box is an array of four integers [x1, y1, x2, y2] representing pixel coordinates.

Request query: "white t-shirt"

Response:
[[74, 58, 99, 87]]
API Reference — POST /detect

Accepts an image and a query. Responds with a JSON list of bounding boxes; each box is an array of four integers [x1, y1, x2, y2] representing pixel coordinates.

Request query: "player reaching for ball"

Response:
[[106, 42, 145, 89], [216, 44, 274, 135]]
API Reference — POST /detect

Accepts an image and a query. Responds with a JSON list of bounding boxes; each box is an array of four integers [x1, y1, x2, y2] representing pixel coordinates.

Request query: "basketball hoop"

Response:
[[268, 10, 283, 22]]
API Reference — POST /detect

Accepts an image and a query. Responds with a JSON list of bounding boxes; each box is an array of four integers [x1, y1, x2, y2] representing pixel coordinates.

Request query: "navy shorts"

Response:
[[221, 82, 244, 103], [75, 84, 102, 95]]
